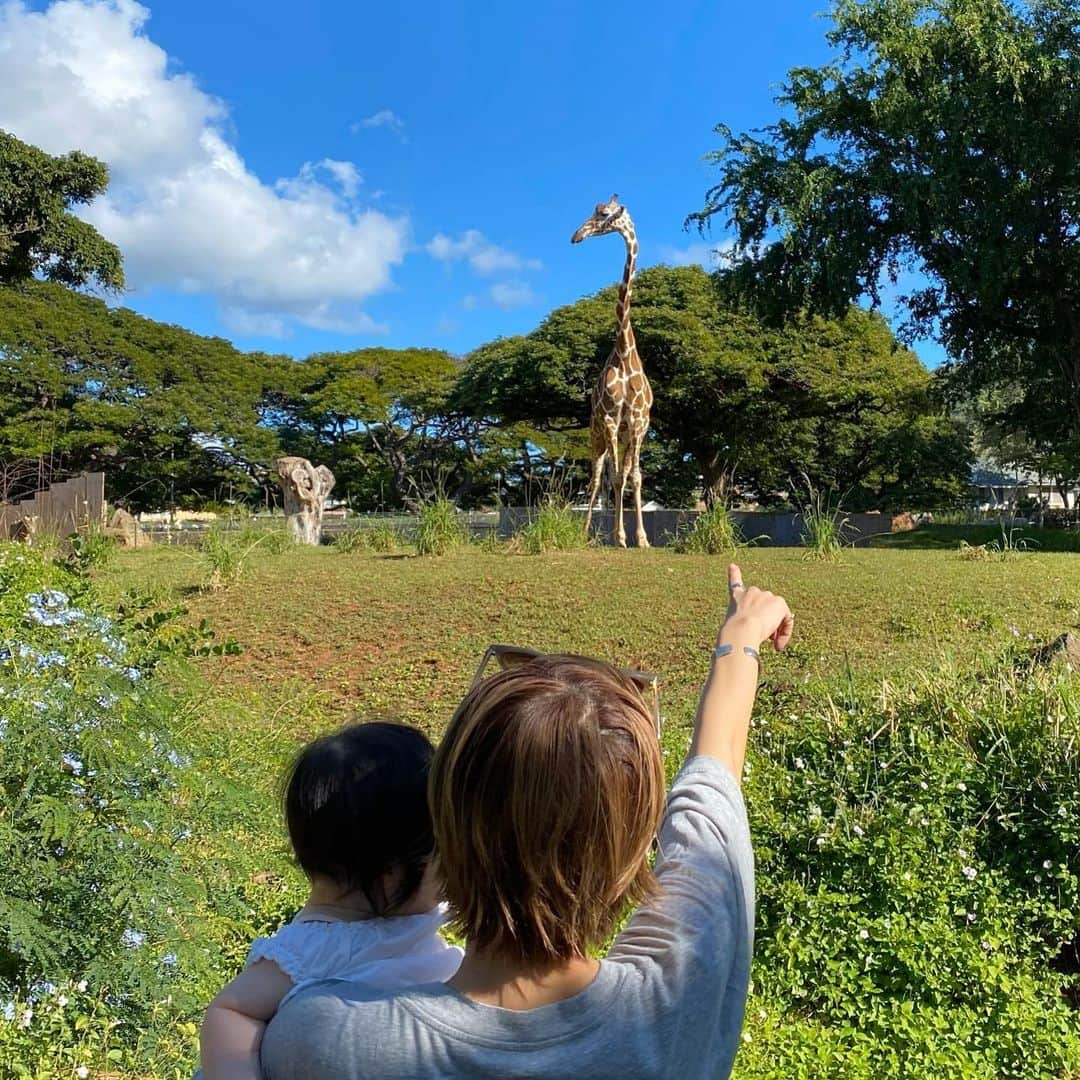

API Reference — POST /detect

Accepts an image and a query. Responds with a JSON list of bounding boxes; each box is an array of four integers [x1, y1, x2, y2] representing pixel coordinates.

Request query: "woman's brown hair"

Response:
[[429, 654, 666, 967]]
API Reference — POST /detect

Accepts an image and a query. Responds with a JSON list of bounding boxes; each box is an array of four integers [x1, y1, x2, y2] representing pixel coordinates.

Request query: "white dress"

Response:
[[247, 903, 463, 1005]]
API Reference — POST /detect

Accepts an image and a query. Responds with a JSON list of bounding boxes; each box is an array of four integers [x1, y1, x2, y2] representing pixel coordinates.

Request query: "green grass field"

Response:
[[101, 539, 1080, 740], [78, 537, 1080, 1078]]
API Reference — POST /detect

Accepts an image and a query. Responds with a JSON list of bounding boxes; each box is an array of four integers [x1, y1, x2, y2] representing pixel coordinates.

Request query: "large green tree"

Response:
[[0, 131, 123, 290], [280, 348, 474, 508], [0, 282, 287, 509], [690, 0, 1080, 444], [454, 265, 970, 508]]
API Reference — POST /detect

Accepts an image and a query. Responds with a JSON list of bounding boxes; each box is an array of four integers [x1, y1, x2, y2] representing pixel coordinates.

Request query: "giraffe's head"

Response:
[[571, 195, 628, 244]]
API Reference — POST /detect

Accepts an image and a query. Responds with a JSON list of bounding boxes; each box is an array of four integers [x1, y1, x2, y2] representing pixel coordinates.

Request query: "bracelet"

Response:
[[714, 643, 760, 662]]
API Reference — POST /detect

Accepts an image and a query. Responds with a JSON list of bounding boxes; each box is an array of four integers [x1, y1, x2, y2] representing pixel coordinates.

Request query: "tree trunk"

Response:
[[700, 455, 728, 509], [275, 456, 335, 545]]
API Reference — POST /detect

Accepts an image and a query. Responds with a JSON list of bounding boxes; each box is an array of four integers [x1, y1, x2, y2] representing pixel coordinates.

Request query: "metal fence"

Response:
[[138, 510, 501, 545]]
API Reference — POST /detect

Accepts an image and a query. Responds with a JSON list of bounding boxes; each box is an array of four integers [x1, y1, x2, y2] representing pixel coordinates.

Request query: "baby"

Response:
[[200, 722, 462, 1080]]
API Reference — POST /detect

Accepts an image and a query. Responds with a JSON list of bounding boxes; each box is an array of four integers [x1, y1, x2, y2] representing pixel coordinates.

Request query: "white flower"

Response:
[[815, 836, 826, 846], [56, 994, 67, 1007], [742, 1031, 752, 1043], [76, 980, 88, 992], [794, 757, 805, 770], [853, 825, 864, 837], [957, 849, 968, 858], [121, 928, 146, 949], [859, 929, 870, 940], [919, 781, 928, 790], [956, 782, 967, 792], [20, 1008, 32, 1028], [76, 1068, 89, 1079], [1043, 859, 1053, 869], [962, 866, 977, 880]]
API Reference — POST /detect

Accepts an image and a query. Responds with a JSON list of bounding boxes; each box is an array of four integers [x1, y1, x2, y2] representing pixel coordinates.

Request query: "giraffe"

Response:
[[571, 195, 652, 548]]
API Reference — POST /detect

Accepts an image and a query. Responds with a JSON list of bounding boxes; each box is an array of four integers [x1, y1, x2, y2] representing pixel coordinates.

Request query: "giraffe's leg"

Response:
[[613, 441, 629, 548], [583, 446, 607, 540], [631, 440, 650, 548]]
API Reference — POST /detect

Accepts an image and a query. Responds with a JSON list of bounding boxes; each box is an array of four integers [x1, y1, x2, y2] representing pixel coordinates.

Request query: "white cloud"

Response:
[[461, 294, 478, 311], [313, 159, 362, 199], [427, 229, 541, 276], [658, 240, 732, 269], [352, 109, 405, 139], [490, 281, 537, 310], [0, 0, 406, 336]]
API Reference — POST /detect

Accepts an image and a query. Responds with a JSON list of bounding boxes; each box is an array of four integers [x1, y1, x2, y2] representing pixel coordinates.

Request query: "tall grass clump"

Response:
[[798, 483, 848, 560], [415, 498, 468, 556], [672, 503, 745, 554], [515, 500, 586, 554], [200, 522, 274, 589], [335, 523, 402, 554]]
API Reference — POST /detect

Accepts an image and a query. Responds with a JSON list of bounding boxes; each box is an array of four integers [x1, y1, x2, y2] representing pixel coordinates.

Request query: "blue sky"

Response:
[[0, 0, 945, 367]]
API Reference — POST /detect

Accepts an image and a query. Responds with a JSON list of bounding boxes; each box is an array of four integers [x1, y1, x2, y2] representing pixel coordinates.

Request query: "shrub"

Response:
[[672, 504, 745, 554], [0, 547, 206, 1070], [415, 499, 468, 556], [0, 543, 296, 1075], [65, 524, 117, 573], [737, 662, 1080, 1078], [514, 501, 585, 554]]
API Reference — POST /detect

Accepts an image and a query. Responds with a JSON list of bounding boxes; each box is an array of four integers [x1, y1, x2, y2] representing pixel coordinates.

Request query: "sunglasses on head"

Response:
[[471, 644, 662, 737]]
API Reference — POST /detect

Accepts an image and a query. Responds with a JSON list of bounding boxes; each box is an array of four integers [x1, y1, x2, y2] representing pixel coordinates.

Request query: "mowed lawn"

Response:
[[99, 540, 1080, 747]]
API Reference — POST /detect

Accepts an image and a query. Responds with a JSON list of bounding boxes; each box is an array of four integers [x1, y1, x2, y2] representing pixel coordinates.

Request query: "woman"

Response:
[[261, 563, 793, 1079]]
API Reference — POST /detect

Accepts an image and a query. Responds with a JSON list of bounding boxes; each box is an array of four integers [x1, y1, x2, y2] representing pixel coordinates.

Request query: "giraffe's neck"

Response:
[[614, 223, 638, 365]]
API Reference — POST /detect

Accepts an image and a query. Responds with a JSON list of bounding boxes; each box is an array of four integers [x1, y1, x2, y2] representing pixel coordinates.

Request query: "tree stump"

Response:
[[275, 457, 336, 545]]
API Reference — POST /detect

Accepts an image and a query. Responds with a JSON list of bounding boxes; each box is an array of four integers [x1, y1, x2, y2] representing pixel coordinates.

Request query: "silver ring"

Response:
[[729, 582, 745, 593]]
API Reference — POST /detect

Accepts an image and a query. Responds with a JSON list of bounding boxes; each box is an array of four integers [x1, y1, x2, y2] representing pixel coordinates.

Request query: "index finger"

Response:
[[727, 562, 744, 592]]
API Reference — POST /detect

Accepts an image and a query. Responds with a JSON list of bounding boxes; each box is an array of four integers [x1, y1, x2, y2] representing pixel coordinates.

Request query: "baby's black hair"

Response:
[[283, 721, 435, 916]]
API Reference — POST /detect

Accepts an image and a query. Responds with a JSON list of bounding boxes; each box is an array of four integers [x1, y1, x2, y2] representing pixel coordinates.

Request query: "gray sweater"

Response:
[[261, 755, 755, 1079]]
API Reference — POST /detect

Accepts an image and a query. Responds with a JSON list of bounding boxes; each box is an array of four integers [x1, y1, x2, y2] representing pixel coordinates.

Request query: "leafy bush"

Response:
[[737, 662, 1080, 1078], [415, 499, 468, 556], [514, 501, 585, 554], [65, 525, 116, 574], [0, 548, 199, 1069], [0, 544, 294, 1076], [672, 504, 746, 554]]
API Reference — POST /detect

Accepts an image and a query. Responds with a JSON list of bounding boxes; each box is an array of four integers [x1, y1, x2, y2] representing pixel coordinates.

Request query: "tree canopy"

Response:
[[690, 0, 1080, 456], [0, 282, 286, 509], [456, 265, 969, 509], [0, 266, 969, 512], [0, 131, 123, 291]]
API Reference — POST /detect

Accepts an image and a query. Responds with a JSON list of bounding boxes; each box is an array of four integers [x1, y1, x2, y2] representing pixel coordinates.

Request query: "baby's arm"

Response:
[[200, 959, 294, 1080]]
